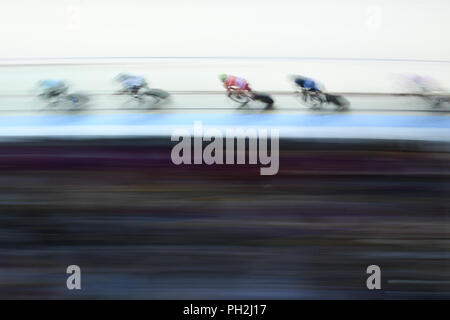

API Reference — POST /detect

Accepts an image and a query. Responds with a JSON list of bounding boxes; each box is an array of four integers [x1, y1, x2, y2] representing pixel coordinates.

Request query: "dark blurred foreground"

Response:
[[0, 138, 448, 299]]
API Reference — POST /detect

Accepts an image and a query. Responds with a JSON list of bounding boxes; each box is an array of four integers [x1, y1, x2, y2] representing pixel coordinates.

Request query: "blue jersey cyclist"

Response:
[[293, 75, 324, 93], [38, 79, 68, 98], [116, 73, 149, 95]]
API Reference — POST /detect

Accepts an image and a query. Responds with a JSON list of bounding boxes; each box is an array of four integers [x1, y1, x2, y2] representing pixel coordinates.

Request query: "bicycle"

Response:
[[116, 87, 170, 107], [294, 88, 349, 111], [38, 90, 90, 109], [422, 94, 450, 108]]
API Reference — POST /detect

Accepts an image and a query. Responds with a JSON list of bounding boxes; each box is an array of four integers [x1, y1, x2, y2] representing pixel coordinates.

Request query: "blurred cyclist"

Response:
[[38, 79, 68, 99], [402, 74, 447, 108], [406, 74, 442, 94], [116, 73, 149, 96], [292, 75, 324, 94], [219, 74, 252, 97]]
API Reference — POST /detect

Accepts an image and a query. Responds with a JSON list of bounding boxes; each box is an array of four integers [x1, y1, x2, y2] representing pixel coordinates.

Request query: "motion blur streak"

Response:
[[0, 138, 448, 299]]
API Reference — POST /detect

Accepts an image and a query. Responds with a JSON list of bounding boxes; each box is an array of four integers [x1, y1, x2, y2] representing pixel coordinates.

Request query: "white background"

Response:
[[0, 0, 449, 92]]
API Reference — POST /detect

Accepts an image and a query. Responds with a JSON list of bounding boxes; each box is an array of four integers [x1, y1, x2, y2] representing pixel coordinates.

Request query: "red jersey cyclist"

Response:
[[219, 74, 252, 97]]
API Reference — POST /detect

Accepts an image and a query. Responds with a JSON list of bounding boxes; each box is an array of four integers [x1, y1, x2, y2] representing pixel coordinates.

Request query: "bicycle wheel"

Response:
[[228, 90, 250, 104], [140, 88, 170, 106], [144, 88, 170, 100], [297, 91, 323, 109], [294, 91, 308, 104], [66, 93, 90, 108], [423, 95, 448, 108], [305, 93, 324, 109]]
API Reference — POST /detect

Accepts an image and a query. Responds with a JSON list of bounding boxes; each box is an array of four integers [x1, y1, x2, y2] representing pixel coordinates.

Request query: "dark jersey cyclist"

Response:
[[293, 75, 324, 93]]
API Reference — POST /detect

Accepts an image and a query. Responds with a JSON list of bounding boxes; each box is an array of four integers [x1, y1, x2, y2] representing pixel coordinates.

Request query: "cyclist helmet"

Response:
[[219, 74, 227, 82]]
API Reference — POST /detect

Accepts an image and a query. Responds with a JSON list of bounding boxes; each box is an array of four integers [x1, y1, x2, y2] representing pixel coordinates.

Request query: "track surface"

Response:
[[0, 94, 448, 142], [0, 93, 448, 114]]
